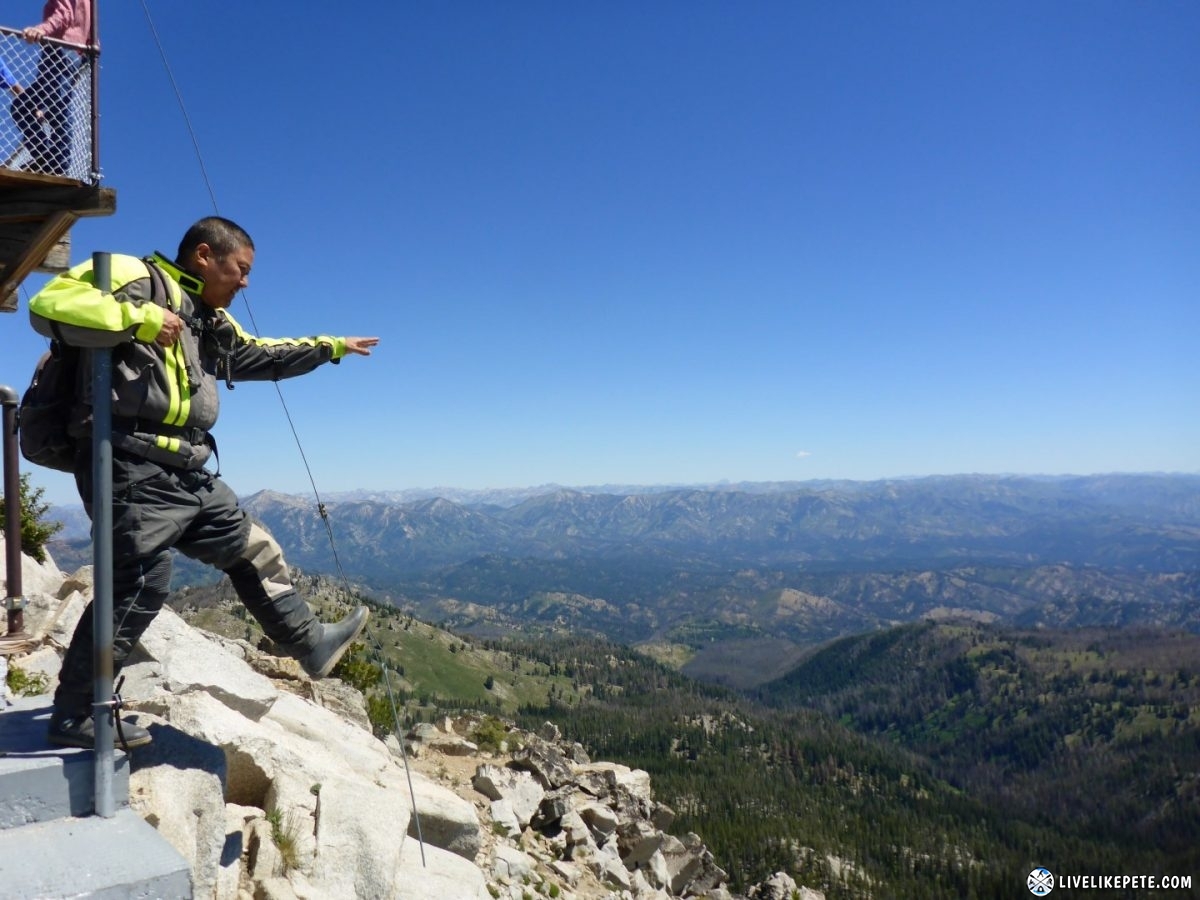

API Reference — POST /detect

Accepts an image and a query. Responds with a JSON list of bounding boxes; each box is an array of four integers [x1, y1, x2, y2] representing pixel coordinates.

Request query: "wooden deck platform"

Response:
[[0, 167, 115, 312]]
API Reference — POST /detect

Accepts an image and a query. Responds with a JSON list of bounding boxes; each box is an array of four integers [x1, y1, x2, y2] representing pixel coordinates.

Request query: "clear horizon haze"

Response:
[[1, 1, 1196, 506]]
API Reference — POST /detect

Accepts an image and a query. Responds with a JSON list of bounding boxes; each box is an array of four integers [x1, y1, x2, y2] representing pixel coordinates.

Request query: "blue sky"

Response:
[[2, 1, 1197, 504]]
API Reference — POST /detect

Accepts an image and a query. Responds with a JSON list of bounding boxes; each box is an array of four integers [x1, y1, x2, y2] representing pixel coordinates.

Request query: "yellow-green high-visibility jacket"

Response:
[[28, 253, 348, 470]]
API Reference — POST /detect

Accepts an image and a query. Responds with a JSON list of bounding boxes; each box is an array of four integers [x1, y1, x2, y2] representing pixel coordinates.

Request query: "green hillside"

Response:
[[170, 574, 584, 721]]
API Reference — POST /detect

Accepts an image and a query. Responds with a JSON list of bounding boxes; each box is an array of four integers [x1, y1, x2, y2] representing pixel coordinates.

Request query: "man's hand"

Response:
[[155, 310, 184, 347], [344, 336, 379, 356], [21, 26, 45, 43]]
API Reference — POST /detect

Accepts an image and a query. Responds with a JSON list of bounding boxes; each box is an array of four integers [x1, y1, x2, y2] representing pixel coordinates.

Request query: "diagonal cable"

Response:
[[139, 0, 425, 864]]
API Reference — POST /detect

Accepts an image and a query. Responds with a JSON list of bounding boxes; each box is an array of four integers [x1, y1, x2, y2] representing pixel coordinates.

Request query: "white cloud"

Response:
[[795, 450, 813, 459]]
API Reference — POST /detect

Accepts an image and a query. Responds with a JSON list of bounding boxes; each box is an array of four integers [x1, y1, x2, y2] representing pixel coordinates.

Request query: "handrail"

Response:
[[0, 27, 95, 55], [1, 383, 24, 641]]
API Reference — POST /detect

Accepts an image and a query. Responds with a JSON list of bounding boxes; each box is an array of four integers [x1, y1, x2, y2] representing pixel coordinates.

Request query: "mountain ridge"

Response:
[[45, 473, 1200, 687], [231, 472, 1200, 573]]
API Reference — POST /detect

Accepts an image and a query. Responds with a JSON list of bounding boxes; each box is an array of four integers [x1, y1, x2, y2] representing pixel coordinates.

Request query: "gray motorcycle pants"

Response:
[[54, 450, 319, 718]]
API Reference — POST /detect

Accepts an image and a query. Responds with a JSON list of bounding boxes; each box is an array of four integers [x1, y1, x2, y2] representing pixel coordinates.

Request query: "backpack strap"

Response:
[[142, 255, 179, 311]]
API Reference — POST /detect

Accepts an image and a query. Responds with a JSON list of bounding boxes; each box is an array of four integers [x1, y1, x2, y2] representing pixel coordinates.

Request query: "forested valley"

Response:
[[502, 627, 1200, 898]]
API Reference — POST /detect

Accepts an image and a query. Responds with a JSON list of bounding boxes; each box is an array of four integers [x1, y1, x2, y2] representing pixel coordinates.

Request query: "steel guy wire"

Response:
[[138, 0, 425, 866]]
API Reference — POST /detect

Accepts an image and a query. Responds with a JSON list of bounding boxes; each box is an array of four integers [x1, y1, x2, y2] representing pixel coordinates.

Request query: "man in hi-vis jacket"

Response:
[[29, 215, 379, 749]]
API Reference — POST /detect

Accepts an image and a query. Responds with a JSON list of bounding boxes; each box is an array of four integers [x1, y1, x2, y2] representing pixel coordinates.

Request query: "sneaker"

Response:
[[47, 712, 153, 749]]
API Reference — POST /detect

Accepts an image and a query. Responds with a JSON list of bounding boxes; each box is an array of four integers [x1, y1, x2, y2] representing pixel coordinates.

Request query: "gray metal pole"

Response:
[[89, 0, 100, 182], [91, 251, 114, 818], [1, 384, 24, 638]]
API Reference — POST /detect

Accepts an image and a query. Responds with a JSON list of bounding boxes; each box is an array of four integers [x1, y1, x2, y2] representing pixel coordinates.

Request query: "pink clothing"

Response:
[[35, 0, 92, 47]]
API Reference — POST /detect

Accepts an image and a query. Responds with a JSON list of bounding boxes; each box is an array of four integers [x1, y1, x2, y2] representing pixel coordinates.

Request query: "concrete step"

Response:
[[0, 807, 192, 899], [0, 696, 130, 827], [0, 697, 193, 897]]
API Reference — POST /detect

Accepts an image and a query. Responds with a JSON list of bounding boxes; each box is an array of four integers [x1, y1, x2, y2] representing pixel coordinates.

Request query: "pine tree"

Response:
[[0, 473, 63, 563]]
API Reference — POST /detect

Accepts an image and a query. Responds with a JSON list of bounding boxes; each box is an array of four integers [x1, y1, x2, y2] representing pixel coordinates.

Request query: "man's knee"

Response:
[[112, 550, 173, 625], [222, 523, 293, 603], [127, 551, 173, 606]]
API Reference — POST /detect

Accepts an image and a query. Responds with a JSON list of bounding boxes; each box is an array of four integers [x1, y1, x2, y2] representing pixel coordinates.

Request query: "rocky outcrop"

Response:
[[1, 538, 821, 899], [465, 732, 729, 898]]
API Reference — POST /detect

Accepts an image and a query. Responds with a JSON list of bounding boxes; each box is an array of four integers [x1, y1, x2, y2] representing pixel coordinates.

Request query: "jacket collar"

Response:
[[149, 251, 205, 297]]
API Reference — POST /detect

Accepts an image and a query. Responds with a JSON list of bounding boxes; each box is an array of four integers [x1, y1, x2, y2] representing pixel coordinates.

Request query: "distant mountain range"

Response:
[[235, 472, 1200, 573], [49, 473, 1200, 684]]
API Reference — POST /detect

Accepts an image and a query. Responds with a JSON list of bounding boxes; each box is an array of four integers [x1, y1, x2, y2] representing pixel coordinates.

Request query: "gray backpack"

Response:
[[17, 338, 80, 472]]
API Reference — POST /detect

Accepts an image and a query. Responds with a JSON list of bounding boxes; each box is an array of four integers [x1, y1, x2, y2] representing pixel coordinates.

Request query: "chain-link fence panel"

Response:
[[0, 28, 96, 182]]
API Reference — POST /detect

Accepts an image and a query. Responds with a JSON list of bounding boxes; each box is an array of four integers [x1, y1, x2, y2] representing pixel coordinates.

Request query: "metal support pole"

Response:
[[1, 384, 24, 637], [88, 0, 101, 182], [91, 251, 114, 818]]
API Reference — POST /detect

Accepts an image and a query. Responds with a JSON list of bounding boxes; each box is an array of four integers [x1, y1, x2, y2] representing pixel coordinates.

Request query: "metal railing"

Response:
[[0, 27, 99, 183], [1, 384, 25, 645]]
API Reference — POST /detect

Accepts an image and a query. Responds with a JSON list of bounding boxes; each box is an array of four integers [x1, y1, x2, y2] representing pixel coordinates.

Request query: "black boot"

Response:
[[48, 710, 152, 750], [298, 607, 370, 678], [226, 566, 369, 679]]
